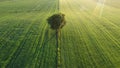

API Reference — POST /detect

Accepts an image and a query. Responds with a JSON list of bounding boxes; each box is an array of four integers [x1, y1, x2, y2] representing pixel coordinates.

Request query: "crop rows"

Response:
[[0, 0, 59, 68], [60, 0, 120, 68], [0, 0, 120, 68]]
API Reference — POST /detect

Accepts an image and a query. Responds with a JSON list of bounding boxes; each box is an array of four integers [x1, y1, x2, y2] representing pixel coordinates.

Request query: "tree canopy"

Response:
[[47, 13, 66, 30]]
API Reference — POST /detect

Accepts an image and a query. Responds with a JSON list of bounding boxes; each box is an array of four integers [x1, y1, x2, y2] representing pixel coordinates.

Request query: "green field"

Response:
[[0, 0, 120, 68]]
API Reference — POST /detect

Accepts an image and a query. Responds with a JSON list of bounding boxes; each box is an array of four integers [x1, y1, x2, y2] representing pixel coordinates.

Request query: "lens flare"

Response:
[[92, 0, 106, 17]]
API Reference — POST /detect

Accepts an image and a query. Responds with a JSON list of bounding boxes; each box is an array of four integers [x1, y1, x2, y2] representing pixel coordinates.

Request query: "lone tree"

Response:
[[47, 13, 66, 67], [47, 13, 66, 41]]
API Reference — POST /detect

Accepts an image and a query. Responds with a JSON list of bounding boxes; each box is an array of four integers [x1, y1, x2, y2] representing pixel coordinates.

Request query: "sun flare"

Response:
[[92, 0, 106, 17]]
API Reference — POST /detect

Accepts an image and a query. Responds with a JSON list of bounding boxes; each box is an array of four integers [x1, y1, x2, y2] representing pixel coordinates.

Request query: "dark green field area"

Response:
[[0, 0, 120, 68]]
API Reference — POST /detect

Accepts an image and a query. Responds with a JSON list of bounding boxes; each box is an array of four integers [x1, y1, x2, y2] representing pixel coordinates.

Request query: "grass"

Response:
[[0, 0, 58, 68], [0, 0, 120, 68], [60, 0, 120, 68]]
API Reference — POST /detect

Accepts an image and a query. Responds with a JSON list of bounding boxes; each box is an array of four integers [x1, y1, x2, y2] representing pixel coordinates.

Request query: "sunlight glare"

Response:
[[92, 0, 106, 17]]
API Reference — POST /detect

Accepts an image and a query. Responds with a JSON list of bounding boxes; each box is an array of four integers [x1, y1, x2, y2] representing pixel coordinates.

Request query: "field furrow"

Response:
[[0, 0, 59, 68], [60, 0, 120, 68], [0, 0, 120, 68]]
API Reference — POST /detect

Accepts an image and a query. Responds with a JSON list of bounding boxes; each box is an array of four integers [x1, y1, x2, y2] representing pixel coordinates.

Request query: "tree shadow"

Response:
[[37, 29, 56, 68], [42, 29, 55, 46]]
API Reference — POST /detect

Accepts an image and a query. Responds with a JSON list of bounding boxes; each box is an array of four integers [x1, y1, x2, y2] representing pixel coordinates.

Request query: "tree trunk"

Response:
[[56, 29, 61, 68], [56, 29, 59, 47]]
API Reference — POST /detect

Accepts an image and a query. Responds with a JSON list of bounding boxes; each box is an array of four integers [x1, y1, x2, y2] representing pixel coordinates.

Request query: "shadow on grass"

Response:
[[42, 29, 56, 46], [38, 29, 57, 67]]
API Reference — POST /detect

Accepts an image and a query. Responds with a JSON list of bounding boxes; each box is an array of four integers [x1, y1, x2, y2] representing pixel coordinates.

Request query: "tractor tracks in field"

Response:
[[4, 0, 58, 67], [79, 12, 120, 67], [59, 0, 120, 67]]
